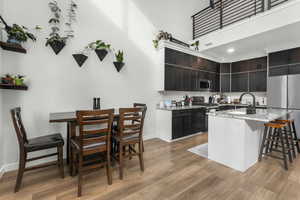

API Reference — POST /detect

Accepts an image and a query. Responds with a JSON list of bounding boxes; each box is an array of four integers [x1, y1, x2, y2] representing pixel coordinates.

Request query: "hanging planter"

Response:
[[113, 62, 125, 72], [48, 39, 66, 55], [72, 53, 88, 67], [95, 49, 108, 61], [113, 50, 125, 72]]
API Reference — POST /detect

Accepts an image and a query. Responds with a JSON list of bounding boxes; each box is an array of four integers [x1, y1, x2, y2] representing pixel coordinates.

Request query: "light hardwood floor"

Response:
[[1, 133, 300, 200]]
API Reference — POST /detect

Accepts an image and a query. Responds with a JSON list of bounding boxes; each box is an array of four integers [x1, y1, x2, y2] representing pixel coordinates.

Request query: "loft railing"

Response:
[[192, 0, 291, 39], [268, 0, 289, 9]]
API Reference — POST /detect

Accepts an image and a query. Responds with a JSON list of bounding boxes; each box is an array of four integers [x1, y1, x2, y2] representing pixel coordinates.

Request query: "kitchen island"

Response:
[[207, 108, 291, 172]]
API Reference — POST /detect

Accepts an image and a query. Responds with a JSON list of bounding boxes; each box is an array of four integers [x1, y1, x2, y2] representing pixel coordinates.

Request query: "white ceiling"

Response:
[[201, 21, 300, 62]]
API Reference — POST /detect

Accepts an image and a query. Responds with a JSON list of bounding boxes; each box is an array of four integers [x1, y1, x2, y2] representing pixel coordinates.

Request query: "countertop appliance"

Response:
[[268, 74, 300, 137], [192, 96, 205, 105]]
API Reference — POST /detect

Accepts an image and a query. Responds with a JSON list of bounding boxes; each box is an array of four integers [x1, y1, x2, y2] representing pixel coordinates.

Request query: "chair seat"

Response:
[[25, 133, 64, 152], [71, 137, 106, 150], [113, 132, 140, 142]]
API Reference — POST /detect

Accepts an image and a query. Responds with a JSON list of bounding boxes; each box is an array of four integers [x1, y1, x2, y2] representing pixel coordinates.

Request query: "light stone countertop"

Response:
[[207, 108, 292, 122], [156, 104, 267, 111]]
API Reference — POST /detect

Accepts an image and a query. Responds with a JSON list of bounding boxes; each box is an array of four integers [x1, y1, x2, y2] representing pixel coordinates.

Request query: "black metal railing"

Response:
[[192, 0, 264, 39], [268, 0, 289, 9]]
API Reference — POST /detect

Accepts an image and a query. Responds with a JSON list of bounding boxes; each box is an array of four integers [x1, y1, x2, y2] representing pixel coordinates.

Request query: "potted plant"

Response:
[[72, 46, 90, 67], [113, 50, 125, 72], [6, 24, 37, 45], [191, 41, 199, 51], [1, 74, 14, 84], [90, 40, 111, 61], [14, 75, 25, 86], [153, 30, 172, 49], [46, 1, 66, 55]]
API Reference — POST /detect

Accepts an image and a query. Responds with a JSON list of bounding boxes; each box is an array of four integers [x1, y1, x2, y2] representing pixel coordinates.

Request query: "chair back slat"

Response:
[[118, 108, 144, 139], [76, 109, 114, 151], [10, 107, 28, 146]]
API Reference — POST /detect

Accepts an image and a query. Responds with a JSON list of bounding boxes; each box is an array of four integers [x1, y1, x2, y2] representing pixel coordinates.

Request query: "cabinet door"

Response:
[[191, 71, 198, 91], [249, 70, 267, 92], [231, 73, 248, 92], [269, 50, 290, 67], [269, 66, 289, 77], [220, 63, 231, 73], [289, 47, 300, 64], [165, 65, 177, 90], [221, 74, 230, 92], [172, 115, 184, 139], [172, 111, 192, 139], [191, 109, 206, 133]]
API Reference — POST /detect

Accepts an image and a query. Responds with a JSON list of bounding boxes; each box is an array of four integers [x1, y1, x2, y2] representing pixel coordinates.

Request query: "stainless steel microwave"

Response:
[[199, 80, 211, 90]]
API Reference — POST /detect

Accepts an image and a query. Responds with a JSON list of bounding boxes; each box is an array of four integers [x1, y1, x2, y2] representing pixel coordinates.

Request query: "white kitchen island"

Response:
[[207, 108, 291, 172]]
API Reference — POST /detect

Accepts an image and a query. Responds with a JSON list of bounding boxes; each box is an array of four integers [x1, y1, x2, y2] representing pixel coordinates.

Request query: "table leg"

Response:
[[66, 122, 71, 165]]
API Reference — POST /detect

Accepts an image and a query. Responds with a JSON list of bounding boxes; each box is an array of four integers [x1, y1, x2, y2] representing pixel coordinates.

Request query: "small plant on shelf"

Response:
[[0, 15, 40, 53], [14, 75, 25, 86], [190, 40, 199, 51], [153, 30, 172, 49], [113, 50, 125, 72], [1, 74, 14, 84]]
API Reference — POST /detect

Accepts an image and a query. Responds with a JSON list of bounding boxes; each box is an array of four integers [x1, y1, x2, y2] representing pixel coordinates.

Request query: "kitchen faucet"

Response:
[[239, 92, 256, 114]]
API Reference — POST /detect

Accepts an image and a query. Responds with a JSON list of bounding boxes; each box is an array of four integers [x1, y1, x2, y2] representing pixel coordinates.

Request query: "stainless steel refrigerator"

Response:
[[268, 74, 300, 137]]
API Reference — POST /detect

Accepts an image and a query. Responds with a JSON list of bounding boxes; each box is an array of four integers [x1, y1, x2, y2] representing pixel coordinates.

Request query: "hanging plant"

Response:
[[72, 53, 88, 67], [152, 30, 172, 49], [89, 40, 111, 61], [190, 40, 199, 51], [46, 0, 77, 55], [113, 50, 125, 72]]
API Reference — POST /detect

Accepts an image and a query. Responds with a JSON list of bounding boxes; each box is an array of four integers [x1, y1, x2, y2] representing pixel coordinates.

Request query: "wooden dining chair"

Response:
[[133, 103, 147, 152], [70, 109, 114, 197], [113, 107, 145, 180], [10, 107, 64, 193]]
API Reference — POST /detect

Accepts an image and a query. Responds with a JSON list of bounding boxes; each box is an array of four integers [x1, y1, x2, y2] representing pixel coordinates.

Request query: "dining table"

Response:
[[49, 111, 120, 170]]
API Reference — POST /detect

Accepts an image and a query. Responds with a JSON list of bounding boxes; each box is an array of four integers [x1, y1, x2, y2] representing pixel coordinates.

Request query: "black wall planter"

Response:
[[49, 40, 66, 55], [113, 62, 125, 72], [95, 49, 108, 61], [73, 54, 88, 67]]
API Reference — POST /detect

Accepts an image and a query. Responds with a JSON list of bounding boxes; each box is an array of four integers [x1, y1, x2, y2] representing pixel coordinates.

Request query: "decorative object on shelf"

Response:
[[153, 30, 172, 49], [0, 15, 40, 53], [1, 74, 14, 84], [210, 0, 215, 9], [0, 74, 28, 90], [14, 75, 25, 86], [113, 50, 125, 72], [46, 0, 77, 55], [191, 41, 199, 51]]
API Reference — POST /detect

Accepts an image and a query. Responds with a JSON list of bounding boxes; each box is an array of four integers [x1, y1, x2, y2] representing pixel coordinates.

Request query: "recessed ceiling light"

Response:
[[227, 48, 235, 53]]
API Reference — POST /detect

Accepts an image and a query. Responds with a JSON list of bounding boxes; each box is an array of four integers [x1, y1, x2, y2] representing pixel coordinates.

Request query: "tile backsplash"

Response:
[[158, 91, 267, 106]]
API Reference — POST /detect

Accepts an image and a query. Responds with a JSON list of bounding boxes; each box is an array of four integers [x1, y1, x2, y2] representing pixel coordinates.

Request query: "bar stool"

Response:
[[275, 119, 300, 155], [259, 122, 293, 170]]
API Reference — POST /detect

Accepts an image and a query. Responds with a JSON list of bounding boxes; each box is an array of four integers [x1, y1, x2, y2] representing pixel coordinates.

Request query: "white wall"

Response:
[[1, 0, 205, 169]]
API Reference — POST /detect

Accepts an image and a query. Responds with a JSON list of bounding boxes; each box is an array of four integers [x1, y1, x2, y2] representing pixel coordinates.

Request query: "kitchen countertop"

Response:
[[207, 108, 291, 122], [157, 104, 267, 111]]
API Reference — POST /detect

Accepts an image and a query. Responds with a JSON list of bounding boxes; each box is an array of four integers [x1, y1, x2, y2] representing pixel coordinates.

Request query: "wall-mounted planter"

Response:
[[113, 62, 125, 72], [72, 54, 88, 67], [49, 40, 65, 55], [95, 49, 108, 61]]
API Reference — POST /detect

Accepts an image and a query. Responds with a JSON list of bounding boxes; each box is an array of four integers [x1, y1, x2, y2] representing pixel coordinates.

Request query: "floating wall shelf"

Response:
[[0, 41, 27, 54], [0, 84, 28, 90]]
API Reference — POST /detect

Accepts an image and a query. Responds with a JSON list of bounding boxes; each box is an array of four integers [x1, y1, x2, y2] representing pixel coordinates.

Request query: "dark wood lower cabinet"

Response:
[[172, 109, 207, 140]]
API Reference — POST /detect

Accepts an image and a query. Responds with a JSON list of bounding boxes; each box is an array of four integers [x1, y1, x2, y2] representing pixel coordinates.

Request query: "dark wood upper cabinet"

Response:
[[220, 63, 231, 73], [221, 74, 230, 93], [269, 49, 290, 67], [231, 73, 248, 92], [289, 48, 300, 64], [232, 56, 267, 72], [249, 70, 267, 92]]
